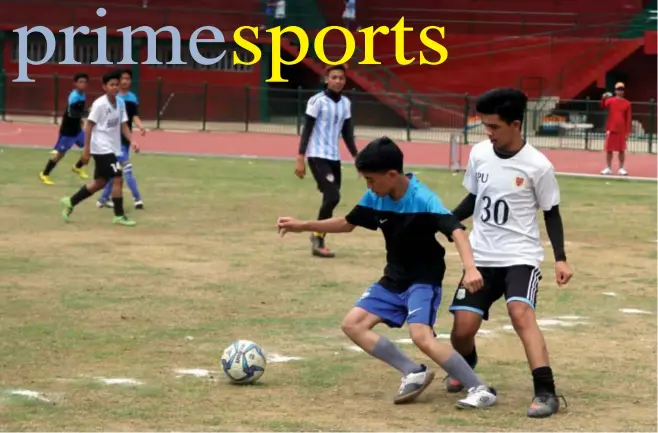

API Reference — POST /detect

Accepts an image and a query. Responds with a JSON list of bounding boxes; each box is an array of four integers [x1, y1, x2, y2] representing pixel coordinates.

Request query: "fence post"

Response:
[[201, 82, 208, 132], [649, 98, 656, 154], [155, 77, 162, 130], [584, 96, 591, 150], [0, 69, 5, 121], [53, 73, 59, 125], [462, 93, 470, 145], [245, 85, 250, 133], [405, 92, 412, 142], [296, 86, 302, 135]]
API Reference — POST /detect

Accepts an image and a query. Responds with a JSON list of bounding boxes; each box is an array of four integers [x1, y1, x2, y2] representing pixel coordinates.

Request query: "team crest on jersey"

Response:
[[515, 176, 524, 187]]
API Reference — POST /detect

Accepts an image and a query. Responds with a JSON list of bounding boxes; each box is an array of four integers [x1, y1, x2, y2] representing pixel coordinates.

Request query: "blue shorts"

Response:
[[53, 131, 84, 153], [116, 144, 131, 163], [355, 283, 442, 328]]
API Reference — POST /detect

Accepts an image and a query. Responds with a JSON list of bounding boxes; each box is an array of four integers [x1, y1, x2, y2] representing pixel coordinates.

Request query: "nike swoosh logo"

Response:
[[408, 308, 422, 316]]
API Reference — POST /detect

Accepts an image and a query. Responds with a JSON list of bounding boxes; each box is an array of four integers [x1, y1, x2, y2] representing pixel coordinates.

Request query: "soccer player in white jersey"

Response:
[[59, 70, 137, 227], [444, 88, 573, 418], [295, 64, 358, 258]]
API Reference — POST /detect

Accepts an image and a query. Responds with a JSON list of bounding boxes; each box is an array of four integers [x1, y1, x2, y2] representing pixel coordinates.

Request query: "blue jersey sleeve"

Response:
[[345, 190, 378, 231], [427, 194, 464, 240], [122, 92, 140, 116], [67, 91, 86, 118]]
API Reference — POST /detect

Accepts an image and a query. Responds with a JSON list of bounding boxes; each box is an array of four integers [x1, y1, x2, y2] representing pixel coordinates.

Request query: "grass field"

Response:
[[0, 146, 657, 432]]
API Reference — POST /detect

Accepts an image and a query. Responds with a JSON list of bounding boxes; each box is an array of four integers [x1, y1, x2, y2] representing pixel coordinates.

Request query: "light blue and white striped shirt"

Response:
[[305, 91, 352, 160]]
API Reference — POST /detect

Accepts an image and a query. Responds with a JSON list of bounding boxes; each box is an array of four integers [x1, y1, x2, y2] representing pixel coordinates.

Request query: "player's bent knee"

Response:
[[451, 311, 482, 339], [341, 307, 379, 337], [507, 301, 536, 330]]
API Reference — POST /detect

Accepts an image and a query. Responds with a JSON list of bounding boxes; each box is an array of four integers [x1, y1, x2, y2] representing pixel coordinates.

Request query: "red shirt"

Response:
[[601, 96, 632, 135]]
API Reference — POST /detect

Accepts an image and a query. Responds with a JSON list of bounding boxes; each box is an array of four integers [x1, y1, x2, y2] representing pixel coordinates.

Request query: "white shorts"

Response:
[[342, 9, 355, 19]]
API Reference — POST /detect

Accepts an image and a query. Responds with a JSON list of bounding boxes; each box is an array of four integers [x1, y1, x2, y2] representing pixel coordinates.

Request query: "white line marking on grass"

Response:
[[602, 292, 617, 297], [95, 377, 143, 386], [555, 315, 587, 320], [619, 308, 653, 315], [268, 353, 304, 363], [174, 369, 217, 378], [503, 317, 588, 332], [345, 345, 364, 352], [346, 330, 494, 353], [8, 389, 52, 403]]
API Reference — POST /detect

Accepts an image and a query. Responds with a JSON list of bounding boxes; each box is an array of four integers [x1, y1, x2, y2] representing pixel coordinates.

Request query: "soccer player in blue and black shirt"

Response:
[[97, 69, 146, 210], [39, 72, 89, 185], [277, 137, 498, 409]]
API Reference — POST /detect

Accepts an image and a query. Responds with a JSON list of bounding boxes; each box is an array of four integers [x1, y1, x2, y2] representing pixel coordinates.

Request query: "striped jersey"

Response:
[[304, 91, 352, 160]]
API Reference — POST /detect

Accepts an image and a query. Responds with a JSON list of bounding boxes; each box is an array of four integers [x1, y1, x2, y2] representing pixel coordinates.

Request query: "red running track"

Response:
[[1, 121, 656, 178]]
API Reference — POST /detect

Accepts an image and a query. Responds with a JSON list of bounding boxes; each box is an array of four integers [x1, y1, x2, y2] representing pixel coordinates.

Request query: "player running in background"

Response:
[[295, 64, 358, 258], [600, 82, 631, 176], [60, 70, 137, 227], [278, 137, 497, 409], [97, 69, 147, 210], [445, 88, 573, 418], [39, 72, 89, 184]]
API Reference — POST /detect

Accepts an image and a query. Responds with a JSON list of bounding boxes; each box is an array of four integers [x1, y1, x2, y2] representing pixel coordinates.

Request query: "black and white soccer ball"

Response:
[[221, 340, 267, 384]]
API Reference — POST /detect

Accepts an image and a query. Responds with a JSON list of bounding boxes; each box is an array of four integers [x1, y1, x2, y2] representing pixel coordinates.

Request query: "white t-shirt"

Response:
[[87, 95, 128, 155], [463, 140, 561, 268], [304, 91, 351, 160]]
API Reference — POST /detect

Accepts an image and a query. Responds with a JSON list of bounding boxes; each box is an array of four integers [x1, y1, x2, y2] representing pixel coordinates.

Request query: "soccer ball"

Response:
[[220, 340, 267, 384]]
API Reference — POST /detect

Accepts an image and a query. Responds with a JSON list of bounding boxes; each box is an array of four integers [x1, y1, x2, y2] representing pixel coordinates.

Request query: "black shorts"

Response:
[[307, 157, 342, 193], [92, 153, 123, 181], [448, 265, 542, 320]]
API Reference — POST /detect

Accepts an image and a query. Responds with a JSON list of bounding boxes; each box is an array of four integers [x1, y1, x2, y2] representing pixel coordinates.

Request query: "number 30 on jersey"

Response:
[[480, 196, 510, 225]]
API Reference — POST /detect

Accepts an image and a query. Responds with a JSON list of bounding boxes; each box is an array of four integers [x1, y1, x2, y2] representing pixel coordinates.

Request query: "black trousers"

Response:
[[307, 157, 342, 221]]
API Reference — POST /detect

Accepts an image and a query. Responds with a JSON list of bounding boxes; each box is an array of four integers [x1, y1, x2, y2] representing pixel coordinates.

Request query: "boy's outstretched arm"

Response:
[[277, 216, 355, 236]]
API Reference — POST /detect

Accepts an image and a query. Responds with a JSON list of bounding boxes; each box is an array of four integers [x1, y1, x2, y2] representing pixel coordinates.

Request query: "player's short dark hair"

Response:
[[73, 72, 89, 82], [102, 70, 122, 84], [355, 136, 404, 174], [119, 69, 132, 78], [325, 64, 347, 75], [476, 88, 528, 125]]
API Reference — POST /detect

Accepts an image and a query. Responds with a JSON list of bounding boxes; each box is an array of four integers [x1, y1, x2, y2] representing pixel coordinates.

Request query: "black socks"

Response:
[[70, 186, 93, 206], [532, 366, 556, 396]]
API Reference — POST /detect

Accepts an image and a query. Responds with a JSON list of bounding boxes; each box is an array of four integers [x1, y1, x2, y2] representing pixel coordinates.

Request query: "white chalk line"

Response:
[[619, 308, 654, 315], [6, 389, 53, 403]]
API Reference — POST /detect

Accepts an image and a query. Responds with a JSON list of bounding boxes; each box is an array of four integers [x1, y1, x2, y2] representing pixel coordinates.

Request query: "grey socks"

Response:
[[370, 336, 424, 375], [441, 352, 483, 389]]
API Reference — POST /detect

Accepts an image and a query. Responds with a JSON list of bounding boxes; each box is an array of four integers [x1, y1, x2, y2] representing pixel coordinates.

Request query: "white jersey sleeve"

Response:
[[305, 94, 322, 119], [120, 100, 128, 124], [533, 166, 560, 211], [87, 99, 104, 125], [462, 154, 478, 194], [343, 96, 352, 120]]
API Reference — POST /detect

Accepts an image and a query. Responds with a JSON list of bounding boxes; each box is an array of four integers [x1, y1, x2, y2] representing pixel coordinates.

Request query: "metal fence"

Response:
[[1, 74, 655, 153]]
